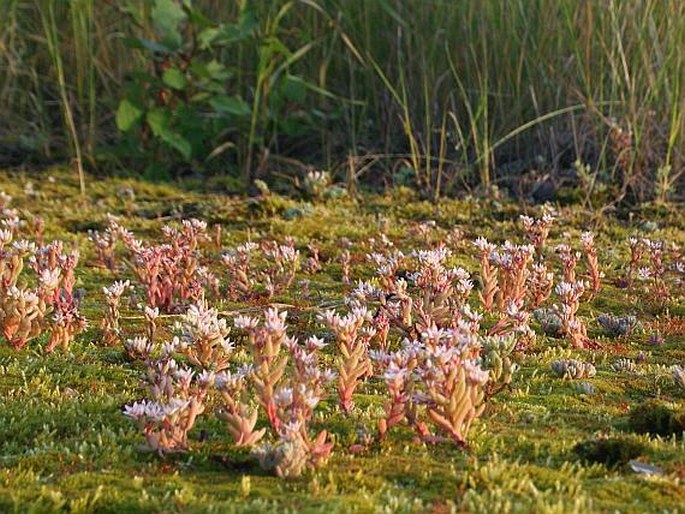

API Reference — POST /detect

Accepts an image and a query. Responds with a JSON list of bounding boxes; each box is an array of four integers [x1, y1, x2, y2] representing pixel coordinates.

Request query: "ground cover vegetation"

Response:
[[0, 169, 683, 512], [0, 0, 684, 204], [1, 0, 685, 512]]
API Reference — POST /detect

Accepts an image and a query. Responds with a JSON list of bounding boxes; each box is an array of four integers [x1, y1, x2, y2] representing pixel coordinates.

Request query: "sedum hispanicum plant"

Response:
[[233, 309, 336, 476], [580, 231, 602, 296], [216, 364, 266, 447], [552, 281, 594, 349], [101, 280, 133, 347], [235, 308, 289, 431], [221, 238, 303, 301], [520, 210, 555, 255], [0, 235, 79, 350], [175, 298, 234, 372], [353, 246, 522, 445], [118, 218, 218, 312], [597, 313, 639, 338], [550, 359, 597, 380], [124, 355, 214, 454], [318, 306, 372, 414]]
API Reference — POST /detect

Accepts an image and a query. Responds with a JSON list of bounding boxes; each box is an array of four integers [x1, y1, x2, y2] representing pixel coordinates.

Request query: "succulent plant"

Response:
[[253, 434, 309, 478], [550, 359, 597, 379], [611, 358, 638, 374], [672, 365, 685, 391], [575, 381, 598, 395], [520, 212, 555, 254], [123, 359, 213, 454], [534, 308, 564, 337], [481, 334, 518, 397], [120, 218, 215, 312], [553, 281, 592, 348], [303, 170, 332, 199], [318, 306, 372, 414], [597, 313, 639, 338], [101, 280, 133, 347]]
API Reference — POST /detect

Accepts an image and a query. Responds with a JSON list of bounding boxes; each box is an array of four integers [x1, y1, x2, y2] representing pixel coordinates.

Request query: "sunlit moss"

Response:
[[0, 169, 683, 512]]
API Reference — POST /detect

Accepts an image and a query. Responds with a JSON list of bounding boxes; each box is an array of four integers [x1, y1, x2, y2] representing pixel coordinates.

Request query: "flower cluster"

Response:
[[222, 239, 301, 300], [520, 210, 555, 254], [627, 238, 683, 309], [552, 281, 592, 348], [216, 365, 265, 447], [580, 232, 602, 295], [528, 263, 555, 309], [30, 241, 87, 352], [318, 307, 372, 413], [124, 355, 213, 453], [349, 245, 522, 445], [260, 239, 300, 298], [222, 242, 259, 300], [119, 219, 216, 312], [0, 233, 84, 351], [236, 308, 290, 430], [363, 248, 475, 337], [371, 327, 492, 445], [474, 239, 538, 313], [231, 309, 336, 476], [303, 170, 332, 199], [175, 299, 233, 371], [473, 237, 499, 312], [624, 236, 645, 290], [555, 244, 580, 283], [123, 298, 233, 454], [101, 280, 133, 347], [302, 243, 322, 274], [88, 215, 126, 271]]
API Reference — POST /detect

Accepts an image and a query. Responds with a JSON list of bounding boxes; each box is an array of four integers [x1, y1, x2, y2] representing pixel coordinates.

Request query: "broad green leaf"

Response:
[[210, 95, 251, 116], [162, 67, 186, 90], [146, 108, 191, 160], [202, 82, 227, 95], [205, 60, 232, 80], [159, 129, 192, 160], [116, 100, 143, 132], [146, 108, 169, 136], [151, 0, 186, 50], [213, 11, 257, 45], [264, 36, 291, 57], [197, 27, 219, 49]]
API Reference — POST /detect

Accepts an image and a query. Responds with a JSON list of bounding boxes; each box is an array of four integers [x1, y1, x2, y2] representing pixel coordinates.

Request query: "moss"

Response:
[[628, 401, 685, 438], [572, 436, 645, 468], [0, 168, 684, 512]]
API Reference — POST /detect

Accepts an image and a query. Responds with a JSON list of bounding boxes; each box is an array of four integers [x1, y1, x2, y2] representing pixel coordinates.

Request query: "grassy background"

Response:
[[0, 0, 683, 201]]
